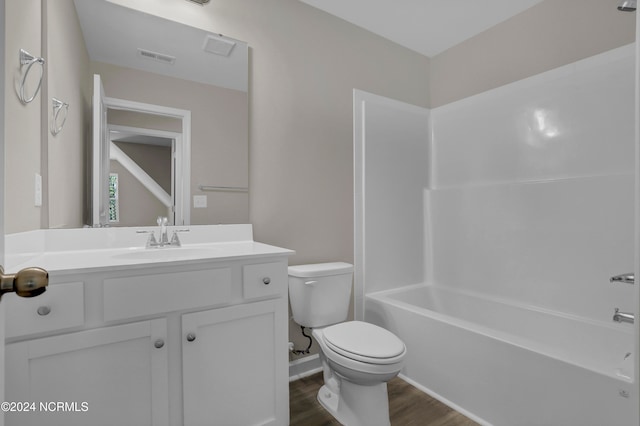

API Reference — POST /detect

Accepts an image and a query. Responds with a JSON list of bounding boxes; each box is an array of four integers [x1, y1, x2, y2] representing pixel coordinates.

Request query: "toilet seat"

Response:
[[322, 321, 406, 365]]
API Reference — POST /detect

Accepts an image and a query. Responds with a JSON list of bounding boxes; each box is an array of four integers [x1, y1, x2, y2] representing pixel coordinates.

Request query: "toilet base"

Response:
[[317, 381, 391, 426], [317, 384, 341, 419]]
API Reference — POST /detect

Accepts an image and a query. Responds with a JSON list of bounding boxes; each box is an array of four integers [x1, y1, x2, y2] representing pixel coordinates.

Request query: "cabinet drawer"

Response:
[[243, 262, 286, 299], [103, 267, 231, 322], [5, 281, 84, 338]]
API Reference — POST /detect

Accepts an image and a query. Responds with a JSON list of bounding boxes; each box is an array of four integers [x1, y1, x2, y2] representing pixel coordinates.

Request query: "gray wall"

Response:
[[45, 0, 91, 230], [430, 0, 635, 107], [4, 0, 43, 233], [207, 0, 432, 263]]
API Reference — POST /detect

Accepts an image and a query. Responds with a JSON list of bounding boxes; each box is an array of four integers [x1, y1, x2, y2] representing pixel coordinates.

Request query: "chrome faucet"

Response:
[[157, 216, 169, 246], [137, 216, 189, 248], [613, 308, 635, 324]]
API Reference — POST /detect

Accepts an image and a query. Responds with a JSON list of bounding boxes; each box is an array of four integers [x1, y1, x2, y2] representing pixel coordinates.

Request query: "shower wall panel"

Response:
[[428, 45, 635, 320]]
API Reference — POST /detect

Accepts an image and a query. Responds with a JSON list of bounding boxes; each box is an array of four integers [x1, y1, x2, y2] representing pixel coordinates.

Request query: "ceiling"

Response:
[[74, 0, 248, 92], [299, 0, 544, 57]]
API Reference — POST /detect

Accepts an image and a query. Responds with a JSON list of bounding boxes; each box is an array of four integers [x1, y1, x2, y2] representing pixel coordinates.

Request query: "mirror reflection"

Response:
[[91, 75, 193, 227], [108, 114, 178, 227], [4, 0, 249, 233]]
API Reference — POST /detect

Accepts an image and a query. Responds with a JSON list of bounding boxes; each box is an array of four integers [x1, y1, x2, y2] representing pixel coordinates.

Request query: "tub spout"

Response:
[[613, 308, 634, 324]]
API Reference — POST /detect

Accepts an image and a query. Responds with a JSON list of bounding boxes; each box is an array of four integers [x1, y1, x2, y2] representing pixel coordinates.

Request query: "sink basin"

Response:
[[112, 247, 220, 261]]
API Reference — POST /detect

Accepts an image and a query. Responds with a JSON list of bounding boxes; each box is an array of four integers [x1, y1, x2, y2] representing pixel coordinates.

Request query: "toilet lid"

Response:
[[322, 321, 405, 363]]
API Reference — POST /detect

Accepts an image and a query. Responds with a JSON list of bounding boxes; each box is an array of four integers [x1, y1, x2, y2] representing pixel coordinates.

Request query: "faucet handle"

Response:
[[169, 229, 189, 247], [148, 233, 158, 246], [157, 216, 168, 226], [137, 230, 158, 248]]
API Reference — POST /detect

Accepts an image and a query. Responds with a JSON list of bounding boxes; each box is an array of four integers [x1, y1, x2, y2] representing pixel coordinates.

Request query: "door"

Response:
[[0, 303, 4, 426], [1, 0, 7, 422], [635, 12, 640, 418]]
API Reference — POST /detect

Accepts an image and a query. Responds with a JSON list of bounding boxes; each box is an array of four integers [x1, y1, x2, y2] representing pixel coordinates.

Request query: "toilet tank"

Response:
[[288, 262, 354, 328]]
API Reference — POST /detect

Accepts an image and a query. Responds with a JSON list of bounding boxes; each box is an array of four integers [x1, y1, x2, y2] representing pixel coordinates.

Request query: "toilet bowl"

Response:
[[288, 263, 406, 426], [312, 322, 406, 426]]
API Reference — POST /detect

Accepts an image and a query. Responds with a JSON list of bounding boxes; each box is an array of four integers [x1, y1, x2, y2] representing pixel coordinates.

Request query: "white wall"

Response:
[[429, 45, 636, 321]]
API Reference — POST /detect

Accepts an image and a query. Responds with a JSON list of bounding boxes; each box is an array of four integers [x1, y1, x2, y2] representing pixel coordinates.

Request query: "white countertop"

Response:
[[5, 225, 294, 275]]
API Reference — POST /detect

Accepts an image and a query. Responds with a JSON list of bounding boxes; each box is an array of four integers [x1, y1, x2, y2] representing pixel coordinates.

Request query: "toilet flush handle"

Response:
[[304, 280, 318, 286]]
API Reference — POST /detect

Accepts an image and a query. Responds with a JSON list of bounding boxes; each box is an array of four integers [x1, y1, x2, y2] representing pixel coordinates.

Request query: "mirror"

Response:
[[4, 0, 249, 233]]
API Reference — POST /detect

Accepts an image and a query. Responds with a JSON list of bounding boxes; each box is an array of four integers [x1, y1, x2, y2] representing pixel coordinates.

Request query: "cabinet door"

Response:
[[5, 319, 169, 426], [182, 299, 288, 426]]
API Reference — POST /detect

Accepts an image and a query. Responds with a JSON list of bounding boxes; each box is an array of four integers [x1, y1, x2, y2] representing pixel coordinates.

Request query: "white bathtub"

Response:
[[365, 284, 638, 426]]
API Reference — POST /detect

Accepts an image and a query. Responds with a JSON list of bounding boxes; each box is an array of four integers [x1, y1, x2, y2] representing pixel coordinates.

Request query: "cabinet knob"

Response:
[[36, 305, 51, 316], [154, 339, 165, 349], [262, 277, 271, 285], [186, 333, 196, 342]]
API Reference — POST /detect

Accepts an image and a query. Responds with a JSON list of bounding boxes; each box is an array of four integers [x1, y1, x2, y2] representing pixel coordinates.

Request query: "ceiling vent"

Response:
[[137, 48, 176, 65], [202, 34, 236, 57]]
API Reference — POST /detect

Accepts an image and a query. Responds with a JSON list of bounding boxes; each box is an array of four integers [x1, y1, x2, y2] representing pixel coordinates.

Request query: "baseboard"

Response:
[[289, 354, 322, 382], [397, 374, 492, 426]]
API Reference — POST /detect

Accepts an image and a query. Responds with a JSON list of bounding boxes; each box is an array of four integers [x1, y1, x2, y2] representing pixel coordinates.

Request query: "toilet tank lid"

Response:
[[288, 262, 353, 278]]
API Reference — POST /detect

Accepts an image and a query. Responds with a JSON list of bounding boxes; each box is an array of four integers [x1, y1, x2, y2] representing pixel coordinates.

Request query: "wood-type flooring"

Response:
[[290, 373, 480, 426]]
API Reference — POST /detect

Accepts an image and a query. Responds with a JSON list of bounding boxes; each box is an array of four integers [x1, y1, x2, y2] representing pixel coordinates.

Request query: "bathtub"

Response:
[[365, 284, 637, 426]]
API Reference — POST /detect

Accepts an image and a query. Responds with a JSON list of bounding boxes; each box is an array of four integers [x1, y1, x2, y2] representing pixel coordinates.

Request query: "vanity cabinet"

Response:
[[5, 319, 169, 426], [4, 255, 291, 426]]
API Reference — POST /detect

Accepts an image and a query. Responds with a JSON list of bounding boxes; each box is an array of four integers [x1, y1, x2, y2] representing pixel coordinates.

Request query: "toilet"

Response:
[[288, 262, 406, 426]]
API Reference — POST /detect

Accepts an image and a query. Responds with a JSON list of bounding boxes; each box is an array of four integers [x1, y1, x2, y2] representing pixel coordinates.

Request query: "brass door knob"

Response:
[[0, 266, 48, 300]]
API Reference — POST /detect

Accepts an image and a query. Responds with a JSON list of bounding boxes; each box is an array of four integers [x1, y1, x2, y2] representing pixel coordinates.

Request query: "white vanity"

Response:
[[3, 225, 293, 426]]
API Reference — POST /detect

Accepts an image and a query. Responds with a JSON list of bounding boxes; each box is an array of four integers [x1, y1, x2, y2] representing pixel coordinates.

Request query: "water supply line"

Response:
[[290, 326, 313, 355]]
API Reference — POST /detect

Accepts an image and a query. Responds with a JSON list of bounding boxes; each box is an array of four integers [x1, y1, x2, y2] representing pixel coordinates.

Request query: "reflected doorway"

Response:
[[108, 125, 179, 226]]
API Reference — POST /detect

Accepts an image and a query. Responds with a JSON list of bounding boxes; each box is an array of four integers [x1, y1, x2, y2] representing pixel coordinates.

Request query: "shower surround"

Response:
[[355, 44, 638, 425]]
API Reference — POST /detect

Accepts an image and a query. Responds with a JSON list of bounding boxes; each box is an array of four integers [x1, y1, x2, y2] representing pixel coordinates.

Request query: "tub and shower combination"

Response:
[[366, 285, 635, 425], [354, 45, 638, 425]]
